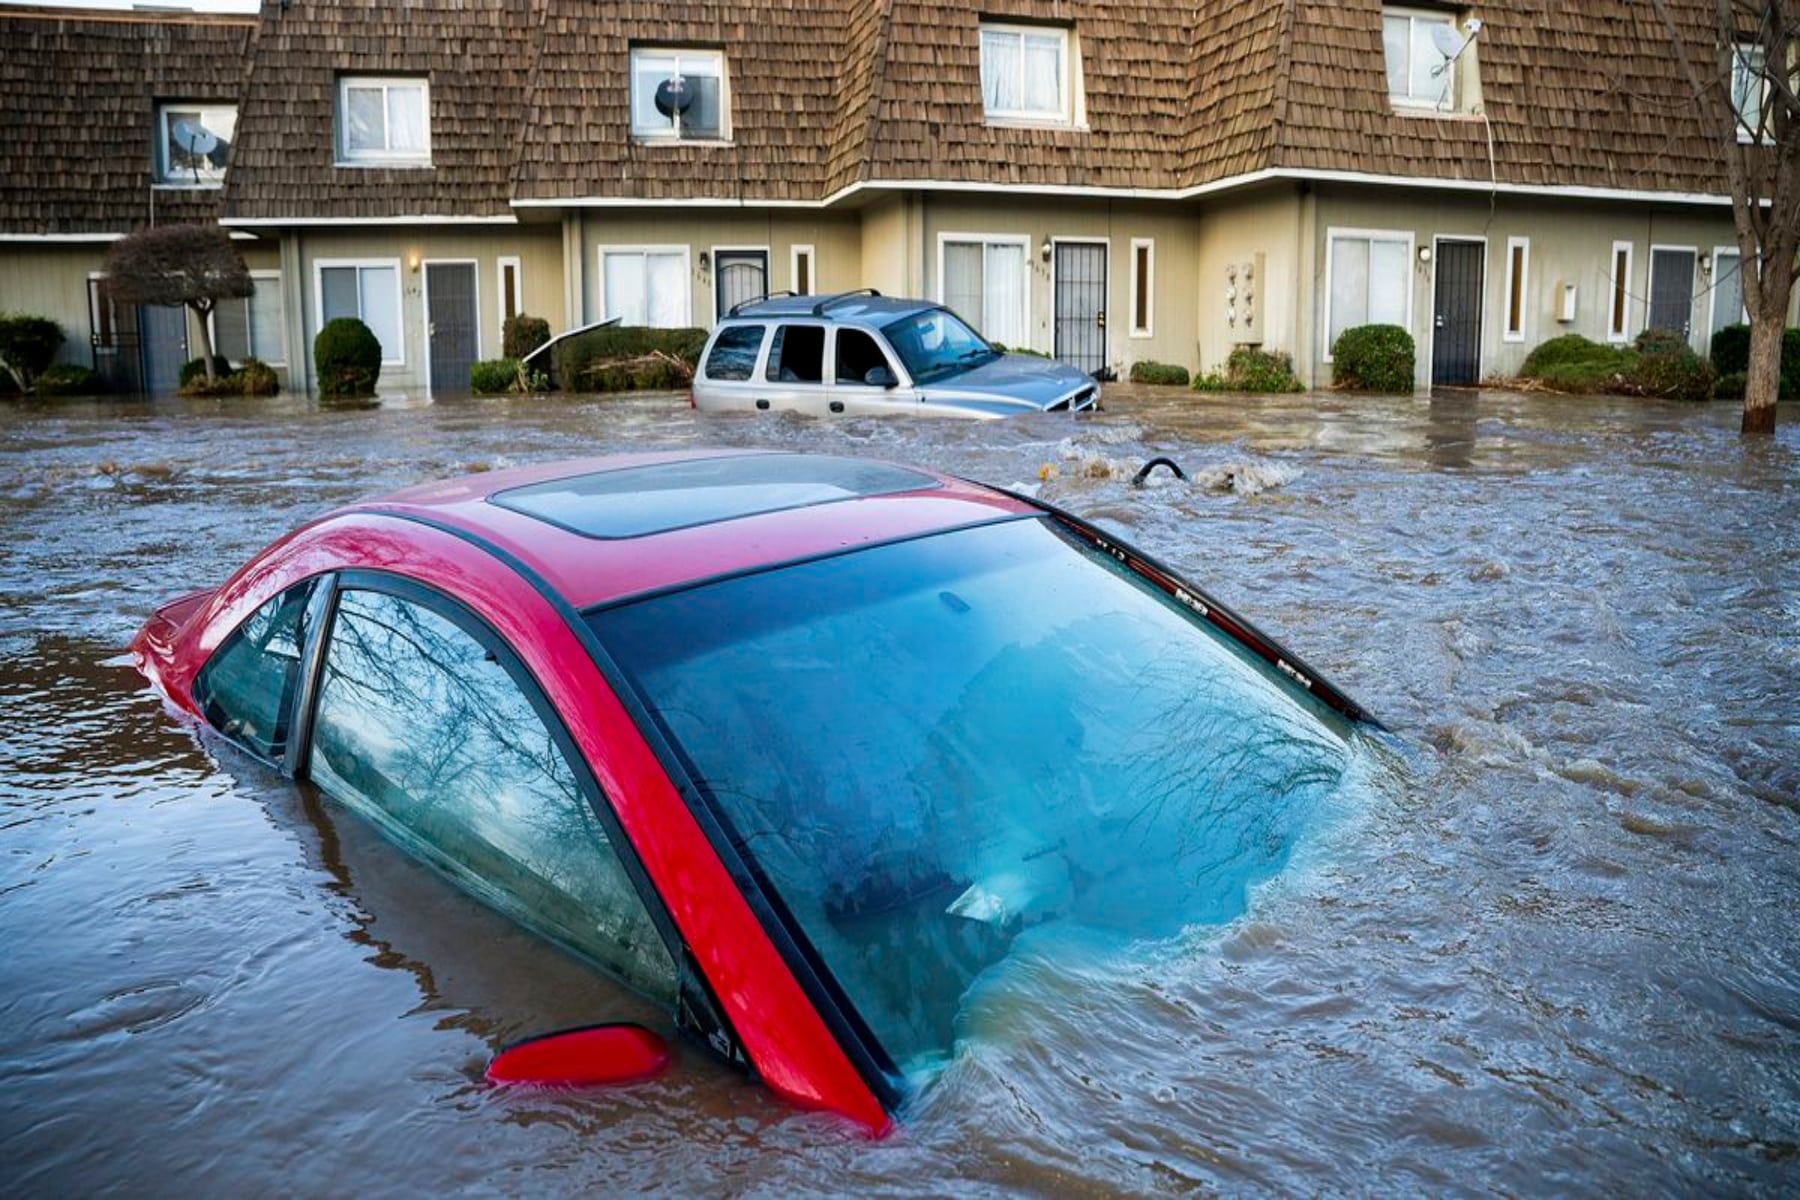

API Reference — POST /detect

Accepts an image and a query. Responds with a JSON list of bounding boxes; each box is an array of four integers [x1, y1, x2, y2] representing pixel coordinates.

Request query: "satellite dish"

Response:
[[1430, 23, 1468, 60], [654, 76, 695, 119], [172, 120, 220, 157]]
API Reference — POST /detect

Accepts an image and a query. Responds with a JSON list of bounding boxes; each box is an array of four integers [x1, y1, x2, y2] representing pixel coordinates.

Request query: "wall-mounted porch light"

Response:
[[1417, 245, 1432, 264], [408, 253, 420, 273], [1040, 238, 1052, 262]]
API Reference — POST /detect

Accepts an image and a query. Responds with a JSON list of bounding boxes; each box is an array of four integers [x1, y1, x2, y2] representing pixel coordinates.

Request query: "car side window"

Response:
[[307, 587, 678, 1003], [703, 324, 765, 381], [192, 579, 318, 762], [764, 324, 825, 383], [835, 328, 889, 385]]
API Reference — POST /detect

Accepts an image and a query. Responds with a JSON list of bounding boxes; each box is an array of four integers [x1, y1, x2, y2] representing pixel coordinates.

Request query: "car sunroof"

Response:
[[488, 454, 942, 539]]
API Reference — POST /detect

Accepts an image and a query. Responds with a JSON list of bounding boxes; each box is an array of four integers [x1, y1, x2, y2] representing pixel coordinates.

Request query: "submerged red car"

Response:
[[132, 450, 1377, 1134]]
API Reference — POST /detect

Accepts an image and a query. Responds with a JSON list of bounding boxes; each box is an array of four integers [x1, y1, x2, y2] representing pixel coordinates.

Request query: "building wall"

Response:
[[1190, 184, 1305, 377], [575, 210, 864, 330], [1307, 186, 1744, 389]]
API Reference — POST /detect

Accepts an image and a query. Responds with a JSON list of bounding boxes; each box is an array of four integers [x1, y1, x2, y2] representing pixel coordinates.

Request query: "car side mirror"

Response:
[[864, 366, 898, 389], [486, 1022, 671, 1087]]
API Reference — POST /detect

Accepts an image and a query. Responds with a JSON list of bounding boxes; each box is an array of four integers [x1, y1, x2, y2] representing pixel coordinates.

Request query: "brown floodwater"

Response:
[[1, 386, 1796, 1195]]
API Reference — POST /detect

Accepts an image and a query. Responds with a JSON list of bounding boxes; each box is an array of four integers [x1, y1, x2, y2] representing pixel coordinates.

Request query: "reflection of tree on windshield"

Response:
[[309, 590, 676, 1000]]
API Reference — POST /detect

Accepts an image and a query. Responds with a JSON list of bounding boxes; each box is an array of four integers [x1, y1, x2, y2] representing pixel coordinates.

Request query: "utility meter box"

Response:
[[1226, 253, 1267, 345]]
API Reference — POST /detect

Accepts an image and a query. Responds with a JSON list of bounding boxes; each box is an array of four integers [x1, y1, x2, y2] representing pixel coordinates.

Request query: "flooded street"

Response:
[[2, 387, 1797, 1195]]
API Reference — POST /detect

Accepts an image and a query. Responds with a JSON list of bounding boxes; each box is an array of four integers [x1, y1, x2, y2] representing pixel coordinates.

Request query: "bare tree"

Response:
[[102, 223, 253, 383], [1651, 0, 1800, 434]]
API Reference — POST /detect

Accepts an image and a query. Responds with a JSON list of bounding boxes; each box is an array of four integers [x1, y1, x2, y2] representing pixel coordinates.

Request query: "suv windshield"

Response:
[[881, 308, 998, 385], [588, 518, 1354, 1074]]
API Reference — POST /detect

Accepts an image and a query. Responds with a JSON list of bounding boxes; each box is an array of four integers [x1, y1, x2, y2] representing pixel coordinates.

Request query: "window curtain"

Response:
[[1328, 237, 1408, 350], [358, 267, 401, 360], [980, 31, 1022, 112], [982, 243, 1025, 347]]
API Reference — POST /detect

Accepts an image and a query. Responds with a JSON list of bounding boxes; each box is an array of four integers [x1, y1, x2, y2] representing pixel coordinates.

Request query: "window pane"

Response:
[[1507, 244, 1526, 334], [1733, 47, 1765, 133], [603, 252, 647, 325], [981, 30, 1022, 112], [645, 251, 687, 328], [795, 250, 812, 295], [680, 54, 723, 138], [321, 266, 359, 324], [766, 324, 825, 383], [387, 84, 427, 153], [1612, 249, 1630, 336], [1134, 244, 1151, 332], [1022, 34, 1063, 116], [250, 279, 286, 365], [161, 104, 234, 184], [194, 581, 317, 761], [704, 324, 765, 381], [631, 53, 676, 135], [501, 263, 519, 322], [1383, 16, 1409, 98], [1412, 18, 1449, 103], [310, 590, 678, 1000], [358, 266, 401, 360], [215, 297, 251, 362], [982, 242, 1025, 347], [345, 86, 385, 154], [1329, 239, 1369, 347], [1368, 239, 1409, 326], [835, 328, 888, 385], [943, 241, 984, 328], [1712, 251, 1745, 338]]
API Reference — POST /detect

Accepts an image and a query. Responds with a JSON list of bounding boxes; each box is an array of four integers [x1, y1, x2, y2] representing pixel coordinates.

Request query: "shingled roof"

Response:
[[0, 9, 253, 236], [222, 0, 539, 222]]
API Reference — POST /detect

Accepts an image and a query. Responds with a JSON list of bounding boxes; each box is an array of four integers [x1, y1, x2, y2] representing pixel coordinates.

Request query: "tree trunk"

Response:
[[1744, 314, 1782, 435], [191, 301, 218, 382]]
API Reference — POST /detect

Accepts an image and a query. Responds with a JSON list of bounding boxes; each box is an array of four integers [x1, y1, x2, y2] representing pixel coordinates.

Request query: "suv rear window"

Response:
[[765, 324, 825, 383], [704, 324, 765, 381]]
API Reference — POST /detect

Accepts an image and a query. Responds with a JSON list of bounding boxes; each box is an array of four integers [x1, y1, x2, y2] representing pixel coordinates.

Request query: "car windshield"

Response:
[[587, 517, 1355, 1074], [880, 309, 999, 385]]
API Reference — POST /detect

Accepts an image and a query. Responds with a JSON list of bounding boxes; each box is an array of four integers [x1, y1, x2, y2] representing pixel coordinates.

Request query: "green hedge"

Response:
[[1194, 347, 1305, 393], [1709, 324, 1750, 374], [0, 313, 66, 393], [1519, 332, 1714, 401], [503, 314, 551, 361], [180, 357, 281, 398], [1128, 360, 1190, 386], [1331, 324, 1415, 392], [554, 325, 706, 393], [470, 357, 555, 395], [314, 317, 382, 398], [35, 362, 102, 396]]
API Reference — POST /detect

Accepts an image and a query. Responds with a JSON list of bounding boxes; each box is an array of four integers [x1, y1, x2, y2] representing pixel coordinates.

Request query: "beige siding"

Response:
[[1191, 185, 1304, 378], [0, 244, 110, 367]]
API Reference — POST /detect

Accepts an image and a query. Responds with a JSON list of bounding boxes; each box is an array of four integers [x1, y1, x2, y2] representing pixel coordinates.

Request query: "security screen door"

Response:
[[715, 250, 768, 318], [1054, 241, 1107, 376], [1430, 239, 1484, 386], [426, 262, 478, 393], [1648, 249, 1697, 340]]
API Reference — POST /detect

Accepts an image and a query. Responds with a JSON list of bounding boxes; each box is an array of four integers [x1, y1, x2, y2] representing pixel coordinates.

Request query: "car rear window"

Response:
[[765, 324, 825, 383], [704, 324, 765, 381]]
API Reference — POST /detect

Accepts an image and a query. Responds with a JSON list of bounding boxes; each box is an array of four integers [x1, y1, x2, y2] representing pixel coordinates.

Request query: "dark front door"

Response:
[[1648, 248, 1696, 340], [715, 250, 769, 318], [1054, 241, 1107, 377], [139, 303, 188, 395], [1431, 239, 1484, 386], [426, 262, 478, 393], [90, 279, 143, 394]]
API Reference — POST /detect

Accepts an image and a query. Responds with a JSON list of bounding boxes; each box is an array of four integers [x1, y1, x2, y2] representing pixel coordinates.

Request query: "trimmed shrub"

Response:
[[0, 313, 66, 393], [237, 358, 280, 396], [1711, 371, 1747, 401], [1129, 360, 1190, 386], [1633, 328, 1688, 358], [34, 362, 102, 396], [1520, 334, 1634, 392], [179, 355, 234, 388], [1783, 328, 1800, 398], [1629, 343, 1715, 401], [1709, 323, 1750, 375], [1519, 332, 1713, 400], [471, 358, 523, 394], [1331, 324, 1415, 392], [503, 314, 552, 361], [554, 325, 706, 393], [314, 317, 382, 398], [1195, 347, 1305, 393]]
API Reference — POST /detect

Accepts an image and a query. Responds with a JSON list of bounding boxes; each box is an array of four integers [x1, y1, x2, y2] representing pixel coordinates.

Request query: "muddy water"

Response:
[[1, 388, 1796, 1195]]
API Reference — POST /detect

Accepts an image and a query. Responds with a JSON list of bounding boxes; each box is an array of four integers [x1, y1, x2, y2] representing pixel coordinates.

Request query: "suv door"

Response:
[[697, 322, 769, 410], [828, 327, 919, 416], [760, 323, 830, 415]]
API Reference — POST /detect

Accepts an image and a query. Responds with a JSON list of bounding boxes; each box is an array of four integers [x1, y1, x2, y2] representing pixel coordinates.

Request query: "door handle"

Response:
[[428, 322, 437, 337], [1435, 315, 1445, 328], [754, 398, 771, 410], [829, 401, 845, 413], [1095, 310, 1106, 329]]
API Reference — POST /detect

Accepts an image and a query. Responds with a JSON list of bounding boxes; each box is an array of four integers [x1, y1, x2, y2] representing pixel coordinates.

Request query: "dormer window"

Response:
[[1382, 8, 1470, 110], [1732, 43, 1772, 143], [980, 23, 1077, 125], [631, 48, 727, 141], [338, 76, 431, 166], [155, 101, 236, 187]]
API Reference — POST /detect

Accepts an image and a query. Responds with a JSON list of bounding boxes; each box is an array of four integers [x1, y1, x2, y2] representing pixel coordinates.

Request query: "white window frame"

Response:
[[1128, 237, 1154, 339], [1502, 236, 1530, 343], [153, 100, 237, 188], [935, 232, 1033, 349], [1322, 226, 1416, 363], [791, 244, 815, 295], [1709, 243, 1748, 338], [1732, 43, 1772, 145], [208, 268, 287, 367], [337, 76, 432, 166], [1606, 240, 1635, 344], [1383, 7, 1459, 109], [313, 257, 406, 367], [978, 22, 1076, 126], [629, 48, 730, 142], [596, 244, 693, 328], [496, 256, 523, 342]]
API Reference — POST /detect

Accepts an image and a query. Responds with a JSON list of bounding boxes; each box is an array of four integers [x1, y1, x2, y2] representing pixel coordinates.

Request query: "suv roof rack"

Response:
[[727, 290, 798, 318], [811, 288, 882, 316]]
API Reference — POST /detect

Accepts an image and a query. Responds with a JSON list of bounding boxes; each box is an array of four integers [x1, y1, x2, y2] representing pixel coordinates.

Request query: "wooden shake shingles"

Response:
[[0, 12, 252, 234]]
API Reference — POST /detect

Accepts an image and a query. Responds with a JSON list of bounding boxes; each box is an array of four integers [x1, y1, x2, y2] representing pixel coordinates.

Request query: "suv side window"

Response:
[[704, 324, 765, 381], [193, 579, 319, 762], [765, 324, 825, 383], [307, 586, 678, 1002], [835, 328, 889, 385]]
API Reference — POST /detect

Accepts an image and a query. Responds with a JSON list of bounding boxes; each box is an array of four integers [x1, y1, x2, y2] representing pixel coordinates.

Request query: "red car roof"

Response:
[[354, 449, 1038, 611]]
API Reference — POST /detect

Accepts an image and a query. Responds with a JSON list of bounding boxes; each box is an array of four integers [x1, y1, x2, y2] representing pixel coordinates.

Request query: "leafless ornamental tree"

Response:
[[102, 223, 253, 383], [1653, 0, 1800, 434]]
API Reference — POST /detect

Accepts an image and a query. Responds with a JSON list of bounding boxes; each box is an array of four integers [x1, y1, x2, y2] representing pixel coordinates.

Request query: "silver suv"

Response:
[[692, 291, 1100, 419]]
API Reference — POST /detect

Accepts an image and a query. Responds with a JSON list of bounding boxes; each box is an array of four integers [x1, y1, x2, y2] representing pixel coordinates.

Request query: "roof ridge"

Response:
[[1265, 0, 1299, 169], [838, 0, 898, 190]]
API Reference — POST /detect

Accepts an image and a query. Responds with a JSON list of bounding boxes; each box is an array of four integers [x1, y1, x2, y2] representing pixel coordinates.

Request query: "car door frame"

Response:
[[826, 325, 920, 416]]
